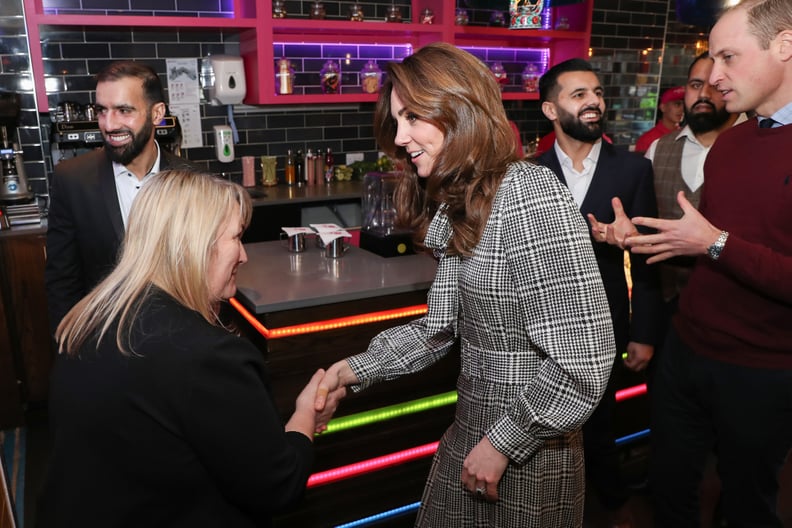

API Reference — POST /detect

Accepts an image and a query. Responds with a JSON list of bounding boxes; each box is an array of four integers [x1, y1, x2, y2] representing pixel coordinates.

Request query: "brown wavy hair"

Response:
[[373, 42, 520, 256]]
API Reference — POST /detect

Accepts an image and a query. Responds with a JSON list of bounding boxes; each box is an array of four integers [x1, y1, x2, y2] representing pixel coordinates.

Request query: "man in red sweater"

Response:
[[623, 0, 792, 525]]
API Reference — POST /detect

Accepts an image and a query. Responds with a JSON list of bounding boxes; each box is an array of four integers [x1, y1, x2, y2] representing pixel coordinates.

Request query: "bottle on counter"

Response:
[[285, 149, 296, 186], [314, 153, 324, 185], [305, 149, 315, 186], [295, 149, 304, 186], [324, 147, 334, 184]]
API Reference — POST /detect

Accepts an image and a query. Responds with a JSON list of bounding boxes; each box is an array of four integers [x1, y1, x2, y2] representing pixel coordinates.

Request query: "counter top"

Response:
[[234, 240, 437, 314], [248, 180, 362, 207]]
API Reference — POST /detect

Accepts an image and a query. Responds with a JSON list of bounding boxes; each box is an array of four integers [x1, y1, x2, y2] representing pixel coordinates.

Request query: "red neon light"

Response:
[[307, 441, 439, 488], [229, 297, 428, 339], [615, 383, 647, 402]]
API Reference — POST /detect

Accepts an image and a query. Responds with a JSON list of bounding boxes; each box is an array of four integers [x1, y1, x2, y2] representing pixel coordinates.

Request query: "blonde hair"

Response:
[[56, 169, 252, 356], [373, 42, 520, 256]]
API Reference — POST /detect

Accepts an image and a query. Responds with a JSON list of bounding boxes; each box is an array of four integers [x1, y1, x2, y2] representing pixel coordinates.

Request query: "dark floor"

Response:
[[18, 406, 792, 528]]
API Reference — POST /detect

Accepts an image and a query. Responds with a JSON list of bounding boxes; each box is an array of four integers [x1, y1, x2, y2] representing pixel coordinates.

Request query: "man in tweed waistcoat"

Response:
[[644, 52, 740, 306]]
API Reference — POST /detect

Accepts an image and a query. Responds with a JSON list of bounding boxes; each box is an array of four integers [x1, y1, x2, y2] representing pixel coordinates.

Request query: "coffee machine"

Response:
[[0, 92, 32, 204]]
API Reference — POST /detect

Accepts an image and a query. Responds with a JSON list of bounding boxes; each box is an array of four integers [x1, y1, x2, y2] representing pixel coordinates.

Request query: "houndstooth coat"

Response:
[[347, 161, 616, 527]]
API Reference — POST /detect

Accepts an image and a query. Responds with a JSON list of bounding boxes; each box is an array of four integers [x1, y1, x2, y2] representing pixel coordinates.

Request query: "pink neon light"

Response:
[[307, 441, 439, 488], [615, 383, 647, 402]]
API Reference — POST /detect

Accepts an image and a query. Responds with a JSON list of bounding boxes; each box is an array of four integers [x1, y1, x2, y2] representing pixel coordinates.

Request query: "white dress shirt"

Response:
[[554, 139, 602, 207], [113, 142, 162, 227]]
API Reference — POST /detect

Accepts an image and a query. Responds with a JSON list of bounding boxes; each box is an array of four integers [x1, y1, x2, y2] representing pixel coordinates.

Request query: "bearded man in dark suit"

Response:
[[45, 61, 198, 334], [535, 58, 663, 528]]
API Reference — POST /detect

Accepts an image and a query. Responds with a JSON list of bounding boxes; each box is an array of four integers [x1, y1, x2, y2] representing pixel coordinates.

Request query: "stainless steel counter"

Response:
[[234, 240, 437, 314]]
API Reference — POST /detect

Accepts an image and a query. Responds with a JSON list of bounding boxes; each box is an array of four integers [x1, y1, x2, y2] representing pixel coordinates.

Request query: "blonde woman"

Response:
[[38, 169, 344, 527], [316, 43, 616, 527]]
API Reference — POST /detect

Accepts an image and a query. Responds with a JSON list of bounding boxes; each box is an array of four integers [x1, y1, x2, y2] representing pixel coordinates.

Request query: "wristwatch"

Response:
[[707, 230, 729, 261]]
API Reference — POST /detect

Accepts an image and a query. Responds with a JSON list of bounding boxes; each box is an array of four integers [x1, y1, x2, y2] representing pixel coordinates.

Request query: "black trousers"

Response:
[[650, 326, 792, 527], [584, 357, 630, 511]]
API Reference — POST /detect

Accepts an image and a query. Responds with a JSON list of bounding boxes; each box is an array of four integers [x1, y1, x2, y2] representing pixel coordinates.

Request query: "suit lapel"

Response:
[[98, 149, 125, 242], [579, 143, 614, 216]]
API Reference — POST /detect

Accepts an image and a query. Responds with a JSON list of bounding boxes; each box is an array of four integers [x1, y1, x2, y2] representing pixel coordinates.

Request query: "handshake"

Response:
[[288, 360, 357, 438]]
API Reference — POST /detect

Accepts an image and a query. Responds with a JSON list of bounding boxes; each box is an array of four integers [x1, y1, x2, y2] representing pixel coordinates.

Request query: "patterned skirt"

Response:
[[415, 373, 585, 528]]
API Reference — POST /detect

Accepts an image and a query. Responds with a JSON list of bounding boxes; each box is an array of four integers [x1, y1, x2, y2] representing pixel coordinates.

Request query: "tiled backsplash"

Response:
[[3, 0, 708, 202]]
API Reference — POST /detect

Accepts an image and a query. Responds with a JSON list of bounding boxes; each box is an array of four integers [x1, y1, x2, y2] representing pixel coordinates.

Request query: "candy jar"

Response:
[[275, 58, 295, 95], [490, 10, 507, 26], [310, 1, 326, 20], [348, 2, 364, 21], [555, 16, 570, 30], [386, 5, 402, 23], [420, 8, 435, 24], [455, 8, 469, 25], [522, 63, 539, 93], [490, 62, 508, 91], [320, 59, 341, 94], [272, 0, 287, 18], [360, 60, 382, 94]]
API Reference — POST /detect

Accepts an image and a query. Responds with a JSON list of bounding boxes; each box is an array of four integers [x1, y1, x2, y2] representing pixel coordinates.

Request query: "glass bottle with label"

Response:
[[285, 149, 296, 186], [310, 1, 325, 19], [320, 60, 341, 94], [360, 61, 382, 94], [275, 58, 294, 95]]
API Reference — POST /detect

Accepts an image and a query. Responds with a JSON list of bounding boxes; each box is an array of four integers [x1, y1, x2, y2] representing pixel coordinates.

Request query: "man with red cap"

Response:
[[634, 85, 685, 153]]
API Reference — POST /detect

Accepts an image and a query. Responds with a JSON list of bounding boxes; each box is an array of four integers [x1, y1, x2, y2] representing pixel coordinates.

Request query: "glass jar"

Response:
[[490, 10, 507, 27], [386, 5, 402, 23], [320, 60, 341, 94], [348, 2, 364, 21], [360, 60, 382, 94], [455, 8, 469, 26], [272, 0, 287, 18], [420, 8, 434, 24], [490, 62, 508, 91], [522, 63, 539, 93], [275, 58, 295, 95], [310, 1, 326, 20]]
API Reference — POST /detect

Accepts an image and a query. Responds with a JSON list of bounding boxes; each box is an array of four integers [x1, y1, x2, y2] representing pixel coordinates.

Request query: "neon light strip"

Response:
[[307, 441, 439, 488], [615, 383, 647, 402], [335, 502, 422, 528], [229, 297, 427, 339], [615, 428, 651, 445], [321, 391, 458, 435]]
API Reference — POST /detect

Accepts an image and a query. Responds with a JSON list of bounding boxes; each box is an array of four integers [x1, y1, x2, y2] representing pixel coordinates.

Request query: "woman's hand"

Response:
[[315, 359, 358, 414], [461, 436, 509, 503]]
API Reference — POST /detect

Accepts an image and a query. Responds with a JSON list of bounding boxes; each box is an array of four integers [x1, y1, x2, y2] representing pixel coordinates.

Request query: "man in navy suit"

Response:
[[536, 58, 662, 527], [45, 61, 197, 334]]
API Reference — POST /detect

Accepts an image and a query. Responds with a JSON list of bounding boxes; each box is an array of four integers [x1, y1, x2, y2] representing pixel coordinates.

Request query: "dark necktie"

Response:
[[759, 118, 777, 128]]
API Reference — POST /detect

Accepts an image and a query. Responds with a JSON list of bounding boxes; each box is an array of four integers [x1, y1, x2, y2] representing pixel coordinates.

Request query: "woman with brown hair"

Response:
[[316, 43, 615, 526]]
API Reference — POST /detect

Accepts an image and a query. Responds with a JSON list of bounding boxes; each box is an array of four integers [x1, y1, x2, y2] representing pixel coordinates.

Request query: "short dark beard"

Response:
[[557, 104, 604, 142], [685, 101, 732, 134], [103, 118, 154, 166]]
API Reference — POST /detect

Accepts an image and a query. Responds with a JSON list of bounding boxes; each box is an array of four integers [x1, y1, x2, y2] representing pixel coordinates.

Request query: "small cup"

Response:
[[260, 156, 278, 187], [281, 232, 306, 253], [324, 238, 348, 258]]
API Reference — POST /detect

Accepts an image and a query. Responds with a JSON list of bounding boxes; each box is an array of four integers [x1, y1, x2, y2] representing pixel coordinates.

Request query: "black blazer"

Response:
[[44, 146, 198, 334], [538, 142, 662, 348], [37, 291, 314, 528]]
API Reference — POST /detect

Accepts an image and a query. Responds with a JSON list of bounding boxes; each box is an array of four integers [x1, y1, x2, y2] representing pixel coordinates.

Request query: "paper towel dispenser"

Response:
[[200, 55, 247, 105]]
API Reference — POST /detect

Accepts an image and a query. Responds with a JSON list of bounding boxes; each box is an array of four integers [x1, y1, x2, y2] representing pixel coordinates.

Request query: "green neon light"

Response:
[[319, 391, 458, 436]]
